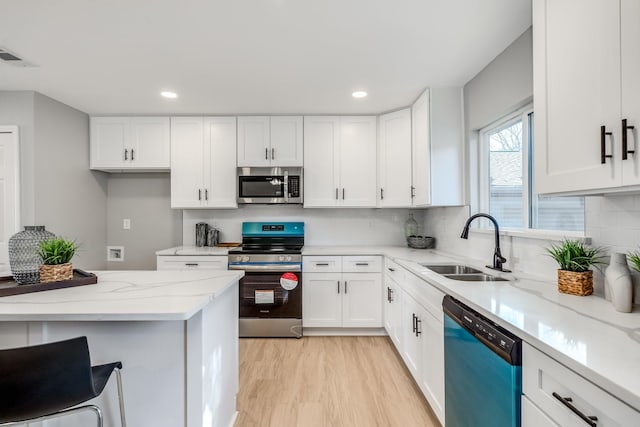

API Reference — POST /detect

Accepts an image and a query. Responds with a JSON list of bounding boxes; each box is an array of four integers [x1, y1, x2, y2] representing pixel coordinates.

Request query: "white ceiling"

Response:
[[0, 0, 531, 115]]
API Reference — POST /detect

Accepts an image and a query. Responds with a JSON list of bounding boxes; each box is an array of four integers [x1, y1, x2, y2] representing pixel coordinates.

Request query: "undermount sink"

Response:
[[420, 264, 482, 275], [443, 273, 509, 282]]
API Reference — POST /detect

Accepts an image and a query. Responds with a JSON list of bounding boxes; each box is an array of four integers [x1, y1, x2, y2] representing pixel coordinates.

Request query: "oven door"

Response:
[[238, 271, 302, 319]]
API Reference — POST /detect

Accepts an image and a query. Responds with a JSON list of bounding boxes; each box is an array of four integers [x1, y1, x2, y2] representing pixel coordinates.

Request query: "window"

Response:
[[478, 107, 584, 232]]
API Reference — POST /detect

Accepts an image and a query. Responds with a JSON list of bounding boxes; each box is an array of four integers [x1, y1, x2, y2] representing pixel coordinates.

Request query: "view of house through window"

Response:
[[482, 109, 584, 232]]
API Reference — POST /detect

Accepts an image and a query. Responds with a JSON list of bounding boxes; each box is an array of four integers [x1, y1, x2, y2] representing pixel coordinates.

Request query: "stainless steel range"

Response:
[[228, 222, 304, 338]]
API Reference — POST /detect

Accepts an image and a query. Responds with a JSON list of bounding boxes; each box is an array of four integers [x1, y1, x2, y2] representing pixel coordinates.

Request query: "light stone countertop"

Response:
[[303, 245, 640, 411], [0, 270, 244, 321], [155, 246, 237, 256]]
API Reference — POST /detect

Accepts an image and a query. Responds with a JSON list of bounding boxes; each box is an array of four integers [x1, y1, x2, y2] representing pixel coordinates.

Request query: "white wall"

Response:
[[183, 207, 423, 247]]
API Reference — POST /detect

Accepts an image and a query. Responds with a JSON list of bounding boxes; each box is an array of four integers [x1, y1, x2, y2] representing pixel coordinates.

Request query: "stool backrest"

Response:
[[0, 336, 95, 421]]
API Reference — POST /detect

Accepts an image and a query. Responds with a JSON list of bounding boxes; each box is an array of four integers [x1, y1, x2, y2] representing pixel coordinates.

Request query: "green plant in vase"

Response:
[[546, 239, 605, 296], [628, 251, 640, 272], [38, 238, 79, 283]]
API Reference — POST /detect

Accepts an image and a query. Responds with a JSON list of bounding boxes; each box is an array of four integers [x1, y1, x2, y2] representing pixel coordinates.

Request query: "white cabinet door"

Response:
[[90, 117, 127, 169], [170, 117, 205, 208], [378, 109, 412, 207], [128, 117, 170, 169], [342, 273, 382, 327], [204, 117, 237, 208], [522, 396, 559, 427], [0, 127, 19, 275], [401, 292, 422, 380], [270, 116, 303, 167], [383, 275, 403, 349], [621, 0, 640, 186], [303, 117, 340, 207], [411, 90, 431, 206], [339, 116, 377, 207], [420, 310, 444, 424], [302, 273, 342, 327], [533, 0, 621, 194], [237, 116, 270, 167]]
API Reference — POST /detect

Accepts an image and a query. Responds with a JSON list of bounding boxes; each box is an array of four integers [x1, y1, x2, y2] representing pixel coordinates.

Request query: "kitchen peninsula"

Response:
[[0, 270, 243, 427]]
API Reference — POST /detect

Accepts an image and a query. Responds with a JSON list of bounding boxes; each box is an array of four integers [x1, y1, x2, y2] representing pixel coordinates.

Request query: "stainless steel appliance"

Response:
[[229, 222, 304, 338], [443, 295, 522, 427], [237, 167, 303, 204]]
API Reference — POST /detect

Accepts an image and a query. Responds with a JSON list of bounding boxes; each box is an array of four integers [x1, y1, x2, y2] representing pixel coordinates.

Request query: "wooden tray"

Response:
[[0, 269, 97, 297]]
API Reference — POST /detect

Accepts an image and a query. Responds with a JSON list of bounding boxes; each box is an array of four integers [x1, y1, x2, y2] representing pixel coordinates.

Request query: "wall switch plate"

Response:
[[107, 246, 125, 262], [123, 218, 131, 230]]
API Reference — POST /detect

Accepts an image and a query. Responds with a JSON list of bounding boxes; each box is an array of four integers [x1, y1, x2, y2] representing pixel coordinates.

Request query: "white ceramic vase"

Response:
[[605, 253, 633, 313]]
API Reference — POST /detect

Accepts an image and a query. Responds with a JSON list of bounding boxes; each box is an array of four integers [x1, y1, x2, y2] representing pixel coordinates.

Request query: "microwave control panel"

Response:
[[289, 176, 300, 197]]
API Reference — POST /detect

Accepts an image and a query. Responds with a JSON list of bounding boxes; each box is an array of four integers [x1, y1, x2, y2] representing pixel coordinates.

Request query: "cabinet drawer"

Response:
[[342, 256, 382, 273], [523, 343, 640, 427], [156, 256, 228, 270], [303, 256, 342, 272], [384, 258, 406, 283]]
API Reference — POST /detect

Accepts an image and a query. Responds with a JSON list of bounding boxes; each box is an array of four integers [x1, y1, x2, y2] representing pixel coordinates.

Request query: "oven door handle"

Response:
[[229, 264, 301, 272]]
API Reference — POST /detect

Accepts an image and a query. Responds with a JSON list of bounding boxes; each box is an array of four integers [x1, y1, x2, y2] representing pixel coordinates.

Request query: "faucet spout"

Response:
[[460, 213, 511, 272]]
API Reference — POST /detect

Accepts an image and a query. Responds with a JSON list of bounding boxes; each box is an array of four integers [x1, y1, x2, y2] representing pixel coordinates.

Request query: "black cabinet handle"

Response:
[[623, 119, 635, 160], [386, 286, 391, 302], [315, 263, 329, 266], [185, 263, 199, 267], [387, 267, 395, 272], [265, 147, 268, 160], [344, 281, 348, 294], [131, 148, 135, 161], [381, 188, 384, 200], [205, 189, 208, 200], [342, 188, 345, 200], [198, 189, 202, 201], [389, 288, 394, 302], [355, 263, 369, 266], [337, 280, 340, 294], [552, 392, 598, 427], [272, 147, 275, 160], [601, 125, 613, 164], [411, 186, 415, 198], [124, 149, 128, 161], [415, 318, 422, 336], [412, 313, 417, 333]]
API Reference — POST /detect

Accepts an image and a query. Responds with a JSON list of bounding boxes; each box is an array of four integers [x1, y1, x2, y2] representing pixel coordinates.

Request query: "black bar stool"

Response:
[[0, 336, 126, 427]]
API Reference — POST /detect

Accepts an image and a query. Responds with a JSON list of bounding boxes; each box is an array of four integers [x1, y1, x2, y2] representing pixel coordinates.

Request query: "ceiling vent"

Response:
[[0, 47, 34, 67]]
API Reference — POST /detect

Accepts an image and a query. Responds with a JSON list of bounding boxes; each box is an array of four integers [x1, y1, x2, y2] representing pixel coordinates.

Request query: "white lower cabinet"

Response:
[[156, 255, 228, 270], [523, 343, 640, 427], [384, 258, 445, 425], [302, 256, 382, 328], [522, 396, 559, 427]]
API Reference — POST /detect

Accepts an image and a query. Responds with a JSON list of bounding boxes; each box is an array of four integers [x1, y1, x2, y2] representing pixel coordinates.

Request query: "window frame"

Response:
[[476, 104, 585, 235]]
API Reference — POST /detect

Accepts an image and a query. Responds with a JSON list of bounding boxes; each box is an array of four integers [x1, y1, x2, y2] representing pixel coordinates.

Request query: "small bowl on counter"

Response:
[[407, 236, 435, 249]]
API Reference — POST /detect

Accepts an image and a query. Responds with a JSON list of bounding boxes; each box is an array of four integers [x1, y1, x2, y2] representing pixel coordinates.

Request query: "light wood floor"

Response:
[[235, 336, 441, 427]]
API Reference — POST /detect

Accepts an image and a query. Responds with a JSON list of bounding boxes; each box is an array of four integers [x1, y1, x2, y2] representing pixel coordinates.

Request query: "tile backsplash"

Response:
[[423, 195, 640, 304]]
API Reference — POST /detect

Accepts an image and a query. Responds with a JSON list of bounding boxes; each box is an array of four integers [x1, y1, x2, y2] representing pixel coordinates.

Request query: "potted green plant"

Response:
[[37, 238, 79, 283], [546, 239, 605, 296], [628, 251, 640, 272]]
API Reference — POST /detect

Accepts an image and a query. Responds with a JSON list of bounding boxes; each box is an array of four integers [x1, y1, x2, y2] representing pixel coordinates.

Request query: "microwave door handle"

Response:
[[284, 172, 289, 202]]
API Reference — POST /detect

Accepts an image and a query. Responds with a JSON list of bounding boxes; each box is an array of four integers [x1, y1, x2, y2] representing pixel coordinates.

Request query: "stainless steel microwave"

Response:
[[237, 167, 303, 204]]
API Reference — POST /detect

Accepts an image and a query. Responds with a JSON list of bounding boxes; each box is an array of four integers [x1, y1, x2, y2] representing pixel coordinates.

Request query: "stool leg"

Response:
[[89, 405, 103, 427], [115, 367, 127, 427]]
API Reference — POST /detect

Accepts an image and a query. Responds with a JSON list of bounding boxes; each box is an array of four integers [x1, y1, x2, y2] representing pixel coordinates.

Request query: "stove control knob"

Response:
[[286, 255, 292, 262], [278, 256, 285, 262], [242, 256, 250, 262], [235, 256, 242, 262]]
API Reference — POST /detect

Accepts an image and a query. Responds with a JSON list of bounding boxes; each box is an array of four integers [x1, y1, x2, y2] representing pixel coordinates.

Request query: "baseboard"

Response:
[[303, 327, 387, 336], [229, 410, 238, 427]]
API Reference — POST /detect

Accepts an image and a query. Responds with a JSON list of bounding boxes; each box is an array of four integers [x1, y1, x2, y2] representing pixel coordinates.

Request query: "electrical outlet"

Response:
[[107, 246, 124, 262], [123, 218, 131, 230]]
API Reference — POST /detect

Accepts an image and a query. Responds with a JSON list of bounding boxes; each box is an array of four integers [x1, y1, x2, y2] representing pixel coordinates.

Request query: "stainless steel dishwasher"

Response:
[[443, 295, 522, 427]]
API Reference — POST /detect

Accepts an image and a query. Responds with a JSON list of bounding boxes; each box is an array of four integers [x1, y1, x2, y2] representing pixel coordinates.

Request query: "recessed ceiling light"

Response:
[[161, 91, 178, 99], [352, 91, 368, 98]]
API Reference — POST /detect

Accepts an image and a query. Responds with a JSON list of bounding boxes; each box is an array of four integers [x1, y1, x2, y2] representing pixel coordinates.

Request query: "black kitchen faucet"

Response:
[[460, 213, 511, 272]]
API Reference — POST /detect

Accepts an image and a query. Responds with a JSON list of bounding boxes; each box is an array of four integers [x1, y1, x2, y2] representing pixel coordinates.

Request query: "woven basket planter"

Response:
[[557, 269, 593, 296], [39, 263, 73, 283]]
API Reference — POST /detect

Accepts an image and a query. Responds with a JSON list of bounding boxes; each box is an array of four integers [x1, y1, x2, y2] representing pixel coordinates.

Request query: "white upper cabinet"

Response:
[[378, 108, 413, 207], [90, 117, 170, 172], [170, 117, 237, 209], [304, 116, 377, 207], [237, 116, 303, 167], [411, 88, 464, 206], [533, 0, 640, 194]]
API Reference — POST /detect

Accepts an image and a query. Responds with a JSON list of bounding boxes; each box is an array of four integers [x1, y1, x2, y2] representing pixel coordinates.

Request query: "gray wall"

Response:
[[106, 174, 181, 270], [32, 93, 108, 270], [0, 91, 108, 270]]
